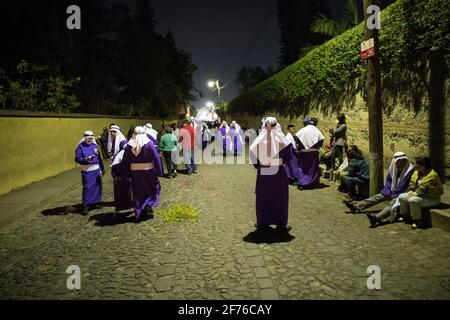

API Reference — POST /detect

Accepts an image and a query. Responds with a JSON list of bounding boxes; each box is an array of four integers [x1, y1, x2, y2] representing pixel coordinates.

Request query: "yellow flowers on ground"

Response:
[[159, 205, 199, 223]]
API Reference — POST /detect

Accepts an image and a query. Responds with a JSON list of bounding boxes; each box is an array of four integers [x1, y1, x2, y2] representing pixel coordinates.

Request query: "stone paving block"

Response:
[[154, 276, 173, 293], [260, 288, 279, 300]]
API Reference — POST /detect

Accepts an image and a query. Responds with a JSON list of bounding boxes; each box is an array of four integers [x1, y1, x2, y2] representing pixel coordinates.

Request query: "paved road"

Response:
[[0, 160, 449, 299]]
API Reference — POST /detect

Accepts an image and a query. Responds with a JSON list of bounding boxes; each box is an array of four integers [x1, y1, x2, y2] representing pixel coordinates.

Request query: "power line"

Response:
[[222, 0, 275, 88]]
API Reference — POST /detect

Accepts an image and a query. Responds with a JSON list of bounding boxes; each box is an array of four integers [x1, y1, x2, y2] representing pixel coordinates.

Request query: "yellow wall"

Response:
[[0, 115, 162, 195]]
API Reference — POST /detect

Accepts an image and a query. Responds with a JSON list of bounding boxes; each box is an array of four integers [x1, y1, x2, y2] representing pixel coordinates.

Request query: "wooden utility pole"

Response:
[[363, 0, 384, 195]]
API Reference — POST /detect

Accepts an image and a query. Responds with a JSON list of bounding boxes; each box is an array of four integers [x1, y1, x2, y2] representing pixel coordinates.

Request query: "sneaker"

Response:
[[343, 199, 358, 213], [411, 223, 418, 230], [366, 214, 378, 227]]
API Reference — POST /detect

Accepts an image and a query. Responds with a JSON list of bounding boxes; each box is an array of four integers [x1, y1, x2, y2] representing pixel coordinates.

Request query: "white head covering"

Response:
[[250, 117, 290, 165], [295, 124, 324, 150], [285, 132, 296, 147], [231, 121, 241, 131], [220, 121, 229, 134], [388, 151, 414, 192], [127, 126, 151, 157], [77, 131, 97, 147], [107, 125, 127, 159], [111, 149, 125, 167], [144, 123, 158, 140]]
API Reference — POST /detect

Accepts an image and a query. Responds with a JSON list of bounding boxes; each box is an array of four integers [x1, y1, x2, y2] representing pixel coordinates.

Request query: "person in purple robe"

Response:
[[229, 121, 244, 156], [219, 121, 232, 156], [295, 118, 324, 190], [284, 124, 301, 185], [110, 149, 133, 218], [107, 125, 128, 162], [144, 123, 160, 152], [75, 131, 105, 215], [250, 117, 293, 232], [120, 126, 163, 222], [344, 151, 415, 227]]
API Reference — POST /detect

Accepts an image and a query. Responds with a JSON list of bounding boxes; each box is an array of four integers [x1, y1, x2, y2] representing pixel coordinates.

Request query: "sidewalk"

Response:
[[0, 167, 82, 227]]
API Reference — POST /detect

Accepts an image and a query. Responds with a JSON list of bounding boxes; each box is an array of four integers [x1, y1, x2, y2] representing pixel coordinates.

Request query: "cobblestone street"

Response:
[[0, 161, 449, 300]]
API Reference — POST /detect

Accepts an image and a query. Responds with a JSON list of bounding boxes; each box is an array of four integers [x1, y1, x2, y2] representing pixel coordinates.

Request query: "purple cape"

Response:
[[252, 145, 293, 228], [75, 143, 103, 206], [120, 142, 163, 220]]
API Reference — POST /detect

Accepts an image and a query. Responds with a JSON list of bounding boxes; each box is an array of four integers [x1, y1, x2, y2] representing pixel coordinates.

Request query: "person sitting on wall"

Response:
[[398, 156, 444, 229], [339, 146, 369, 201], [343, 152, 415, 228]]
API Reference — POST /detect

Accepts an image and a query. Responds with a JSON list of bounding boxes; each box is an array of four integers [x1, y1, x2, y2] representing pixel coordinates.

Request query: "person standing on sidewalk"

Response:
[[284, 124, 300, 185], [159, 127, 179, 178], [398, 156, 444, 229], [110, 148, 132, 218], [250, 117, 293, 232], [75, 131, 105, 215], [332, 114, 347, 170], [179, 120, 198, 175], [107, 125, 127, 162], [144, 123, 160, 152], [295, 118, 325, 189], [343, 152, 415, 227], [120, 126, 163, 222]]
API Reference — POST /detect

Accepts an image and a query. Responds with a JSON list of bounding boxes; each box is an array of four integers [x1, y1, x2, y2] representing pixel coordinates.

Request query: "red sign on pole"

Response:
[[360, 38, 375, 60]]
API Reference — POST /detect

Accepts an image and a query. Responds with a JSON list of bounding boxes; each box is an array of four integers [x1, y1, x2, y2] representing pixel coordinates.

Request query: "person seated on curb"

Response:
[[398, 156, 444, 230], [339, 146, 369, 199], [343, 152, 414, 228]]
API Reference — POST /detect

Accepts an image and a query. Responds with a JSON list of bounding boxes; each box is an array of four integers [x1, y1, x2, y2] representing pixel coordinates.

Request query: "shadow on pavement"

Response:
[[88, 211, 152, 226], [41, 201, 115, 216], [243, 228, 295, 244], [41, 204, 82, 215]]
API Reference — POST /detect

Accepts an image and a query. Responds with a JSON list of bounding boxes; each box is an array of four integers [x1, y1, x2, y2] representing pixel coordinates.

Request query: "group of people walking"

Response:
[[75, 124, 163, 221]]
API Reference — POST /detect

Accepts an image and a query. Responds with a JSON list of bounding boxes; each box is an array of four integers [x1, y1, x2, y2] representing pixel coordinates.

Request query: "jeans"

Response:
[[162, 151, 174, 175], [340, 176, 368, 199], [356, 193, 395, 221], [332, 145, 344, 170], [398, 192, 441, 220], [183, 149, 197, 174]]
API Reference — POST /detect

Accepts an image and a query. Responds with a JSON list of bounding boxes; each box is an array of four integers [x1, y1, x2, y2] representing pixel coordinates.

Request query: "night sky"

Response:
[[125, 0, 344, 109]]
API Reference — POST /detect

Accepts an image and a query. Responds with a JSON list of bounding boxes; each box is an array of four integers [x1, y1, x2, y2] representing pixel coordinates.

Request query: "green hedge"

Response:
[[230, 0, 450, 116]]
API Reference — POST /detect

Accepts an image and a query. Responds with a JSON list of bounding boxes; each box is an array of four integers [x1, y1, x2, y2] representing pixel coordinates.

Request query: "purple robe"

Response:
[[252, 145, 293, 228], [75, 142, 104, 207], [121, 142, 163, 220], [284, 146, 300, 181], [297, 140, 323, 188], [111, 143, 132, 211]]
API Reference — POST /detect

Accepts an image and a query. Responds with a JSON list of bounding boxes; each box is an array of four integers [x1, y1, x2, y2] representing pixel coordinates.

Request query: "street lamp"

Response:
[[207, 79, 225, 111]]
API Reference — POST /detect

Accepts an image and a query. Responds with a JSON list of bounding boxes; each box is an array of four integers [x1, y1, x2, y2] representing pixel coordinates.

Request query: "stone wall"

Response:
[[0, 111, 161, 195]]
